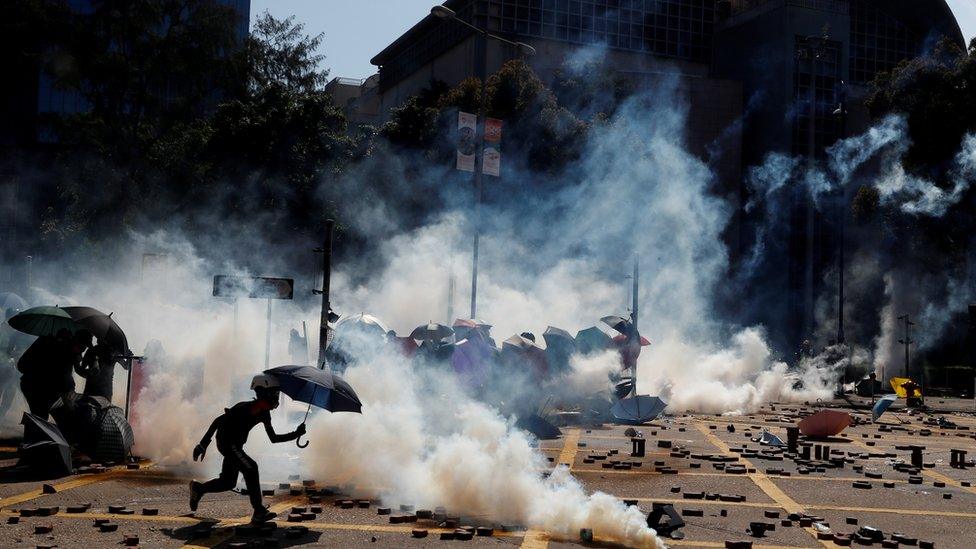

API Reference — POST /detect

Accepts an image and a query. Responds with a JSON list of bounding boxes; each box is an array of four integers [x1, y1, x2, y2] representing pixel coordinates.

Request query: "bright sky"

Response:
[[250, 0, 976, 80]]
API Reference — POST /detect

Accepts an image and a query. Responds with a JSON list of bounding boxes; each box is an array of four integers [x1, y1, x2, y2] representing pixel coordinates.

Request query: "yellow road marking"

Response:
[[522, 429, 580, 549], [694, 421, 831, 548], [520, 530, 550, 548], [556, 428, 581, 468], [0, 461, 155, 509]]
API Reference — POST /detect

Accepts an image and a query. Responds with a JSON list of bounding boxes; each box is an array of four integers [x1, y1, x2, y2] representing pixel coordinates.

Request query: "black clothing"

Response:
[[78, 344, 116, 401], [18, 336, 78, 393], [199, 444, 263, 509], [195, 399, 300, 511]]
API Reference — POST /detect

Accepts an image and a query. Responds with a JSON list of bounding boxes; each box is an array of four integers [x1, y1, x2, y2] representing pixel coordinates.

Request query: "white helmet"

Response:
[[250, 374, 280, 391]]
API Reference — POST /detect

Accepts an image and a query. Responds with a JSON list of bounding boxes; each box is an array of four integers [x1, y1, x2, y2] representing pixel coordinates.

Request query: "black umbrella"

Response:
[[265, 365, 363, 448], [410, 322, 454, 342], [600, 315, 632, 335], [62, 307, 131, 360], [19, 413, 72, 477]]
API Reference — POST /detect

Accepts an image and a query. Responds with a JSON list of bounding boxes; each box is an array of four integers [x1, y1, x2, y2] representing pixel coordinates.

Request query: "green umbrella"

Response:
[[7, 306, 79, 337]]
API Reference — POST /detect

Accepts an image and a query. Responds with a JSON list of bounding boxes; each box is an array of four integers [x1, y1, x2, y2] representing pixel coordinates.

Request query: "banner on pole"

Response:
[[457, 112, 477, 172], [483, 118, 502, 177]]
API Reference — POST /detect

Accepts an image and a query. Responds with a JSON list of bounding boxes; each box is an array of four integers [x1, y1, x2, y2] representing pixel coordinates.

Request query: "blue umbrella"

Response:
[[872, 394, 898, 422], [611, 395, 666, 425], [264, 365, 362, 448]]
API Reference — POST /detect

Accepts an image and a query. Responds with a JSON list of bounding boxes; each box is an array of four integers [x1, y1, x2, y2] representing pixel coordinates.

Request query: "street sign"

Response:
[[212, 275, 294, 300]]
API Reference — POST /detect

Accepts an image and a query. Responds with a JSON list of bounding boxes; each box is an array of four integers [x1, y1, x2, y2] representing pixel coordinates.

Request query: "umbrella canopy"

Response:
[[543, 326, 576, 374], [753, 430, 785, 447], [265, 365, 362, 414], [611, 395, 666, 425], [452, 336, 493, 389], [797, 410, 852, 437], [19, 413, 72, 477], [612, 334, 651, 347], [890, 377, 922, 398], [91, 405, 134, 463], [542, 326, 574, 347], [601, 315, 633, 335], [575, 326, 612, 355], [0, 292, 28, 315], [453, 318, 491, 329], [501, 335, 548, 379], [410, 322, 454, 342], [515, 414, 562, 440], [334, 313, 389, 338], [62, 306, 131, 359], [872, 394, 899, 421], [8, 306, 78, 337]]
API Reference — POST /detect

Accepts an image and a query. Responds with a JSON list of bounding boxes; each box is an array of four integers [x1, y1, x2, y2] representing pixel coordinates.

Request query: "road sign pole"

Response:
[[317, 220, 335, 370], [265, 298, 272, 369]]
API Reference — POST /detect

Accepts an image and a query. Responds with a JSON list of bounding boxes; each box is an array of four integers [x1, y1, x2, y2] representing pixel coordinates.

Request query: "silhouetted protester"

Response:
[[76, 340, 118, 401], [189, 374, 306, 523], [17, 328, 86, 419], [288, 328, 308, 365]]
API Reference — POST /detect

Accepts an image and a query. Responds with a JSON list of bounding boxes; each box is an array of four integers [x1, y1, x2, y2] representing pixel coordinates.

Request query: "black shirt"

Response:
[[215, 401, 271, 449]]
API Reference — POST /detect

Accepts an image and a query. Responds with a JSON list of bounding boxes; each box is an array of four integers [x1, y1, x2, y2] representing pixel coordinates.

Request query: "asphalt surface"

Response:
[[2, 398, 976, 548]]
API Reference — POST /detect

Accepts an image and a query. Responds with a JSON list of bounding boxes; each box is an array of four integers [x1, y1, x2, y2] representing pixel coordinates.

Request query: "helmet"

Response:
[[250, 374, 280, 391]]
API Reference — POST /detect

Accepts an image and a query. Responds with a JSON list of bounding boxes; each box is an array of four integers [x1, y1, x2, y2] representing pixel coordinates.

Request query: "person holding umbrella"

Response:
[[17, 328, 87, 419], [188, 374, 306, 524]]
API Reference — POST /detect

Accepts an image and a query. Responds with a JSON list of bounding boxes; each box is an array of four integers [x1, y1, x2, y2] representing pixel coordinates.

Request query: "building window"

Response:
[[849, 0, 920, 84], [792, 36, 841, 158]]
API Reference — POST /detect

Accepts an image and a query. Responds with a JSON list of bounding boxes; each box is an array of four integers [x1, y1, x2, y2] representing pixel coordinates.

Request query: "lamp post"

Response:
[[432, 3, 535, 319], [832, 84, 848, 347]]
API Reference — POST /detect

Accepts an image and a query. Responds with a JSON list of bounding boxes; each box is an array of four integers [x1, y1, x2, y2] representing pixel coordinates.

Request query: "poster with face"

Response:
[[457, 112, 477, 172]]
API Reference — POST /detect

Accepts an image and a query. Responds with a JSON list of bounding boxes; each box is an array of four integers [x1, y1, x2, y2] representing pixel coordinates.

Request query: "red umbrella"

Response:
[[798, 410, 852, 438]]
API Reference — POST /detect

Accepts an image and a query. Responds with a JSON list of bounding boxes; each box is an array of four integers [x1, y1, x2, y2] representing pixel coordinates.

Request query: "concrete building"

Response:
[[357, 0, 964, 357], [324, 75, 382, 127]]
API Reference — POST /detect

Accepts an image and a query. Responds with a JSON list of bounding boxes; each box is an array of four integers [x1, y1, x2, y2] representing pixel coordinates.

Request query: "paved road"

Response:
[[2, 399, 975, 548]]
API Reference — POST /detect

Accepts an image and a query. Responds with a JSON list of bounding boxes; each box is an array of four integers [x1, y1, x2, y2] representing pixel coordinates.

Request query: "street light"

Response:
[[431, 2, 535, 319]]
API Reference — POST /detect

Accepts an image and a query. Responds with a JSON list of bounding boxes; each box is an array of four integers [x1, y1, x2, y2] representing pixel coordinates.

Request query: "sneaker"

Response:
[[250, 506, 277, 524], [189, 481, 203, 512]]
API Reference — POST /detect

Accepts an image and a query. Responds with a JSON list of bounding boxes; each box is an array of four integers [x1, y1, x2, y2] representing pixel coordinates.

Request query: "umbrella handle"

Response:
[[296, 435, 309, 448]]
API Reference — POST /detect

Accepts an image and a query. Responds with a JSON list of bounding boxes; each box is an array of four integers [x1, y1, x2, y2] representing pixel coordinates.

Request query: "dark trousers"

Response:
[[200, 445, 263, 510], [20, 377, 60, 419]]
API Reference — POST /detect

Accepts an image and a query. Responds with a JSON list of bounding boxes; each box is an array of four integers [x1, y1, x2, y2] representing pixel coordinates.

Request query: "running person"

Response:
[[189, 374, 305, 523]]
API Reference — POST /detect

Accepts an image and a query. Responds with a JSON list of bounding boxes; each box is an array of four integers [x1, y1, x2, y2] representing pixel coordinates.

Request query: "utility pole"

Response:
[[447, 266, 456, 325], [432, 3, 536, 320], [469, 9, 489, 320], [898, 313, 915, 383], [833, 83, 848, 346], [314, 220, 335, 370], [630, 255, 639, 399]]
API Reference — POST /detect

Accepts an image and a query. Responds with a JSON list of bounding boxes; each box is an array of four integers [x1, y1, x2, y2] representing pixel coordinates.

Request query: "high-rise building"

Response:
[[361, 0, 964, 356], [3, 0, 251, 147]]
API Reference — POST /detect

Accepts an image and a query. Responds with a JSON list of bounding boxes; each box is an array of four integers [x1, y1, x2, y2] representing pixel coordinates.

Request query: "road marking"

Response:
[[848, 438, 976, 497], [801, 504, 976, 519], [694, 421, 832, 549], [520, 530, 550, 548], [521, 429, 580, 549], [556, 428, 581, 468], [0, 461, 155, 509]]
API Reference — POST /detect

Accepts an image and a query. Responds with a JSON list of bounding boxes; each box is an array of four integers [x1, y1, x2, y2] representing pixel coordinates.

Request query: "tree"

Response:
[[867, 37, 976, 174], [244, 12, 330, 95]]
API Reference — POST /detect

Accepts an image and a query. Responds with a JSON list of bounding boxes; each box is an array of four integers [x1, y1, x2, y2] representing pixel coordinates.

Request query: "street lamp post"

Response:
[[432, 3, 535, 319], [833, 85, 848, 347]]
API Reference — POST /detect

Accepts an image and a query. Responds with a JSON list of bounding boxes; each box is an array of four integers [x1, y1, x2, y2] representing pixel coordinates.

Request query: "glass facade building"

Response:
[[848, 0, 921, 84], [377, 0, 718, 92]]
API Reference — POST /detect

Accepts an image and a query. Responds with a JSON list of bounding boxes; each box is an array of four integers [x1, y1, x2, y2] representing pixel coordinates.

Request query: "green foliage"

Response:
[[244, 12, 329, 95], [867, 38, 976, 172]]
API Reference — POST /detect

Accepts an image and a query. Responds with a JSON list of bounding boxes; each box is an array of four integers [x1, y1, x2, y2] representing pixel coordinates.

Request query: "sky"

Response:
[[250, 0, 976, 80]]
